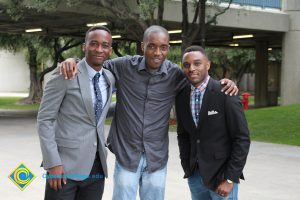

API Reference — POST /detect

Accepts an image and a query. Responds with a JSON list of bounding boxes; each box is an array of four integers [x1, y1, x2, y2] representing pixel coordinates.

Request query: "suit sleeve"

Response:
[[37, 68, 67, 170], [224, 95, 251, 182], [176, 98, 192, 178]]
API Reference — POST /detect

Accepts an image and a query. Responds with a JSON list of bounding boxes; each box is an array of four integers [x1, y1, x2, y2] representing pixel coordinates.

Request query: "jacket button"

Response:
[[94, 142, 97, 146], [196, 139, 200, 144]]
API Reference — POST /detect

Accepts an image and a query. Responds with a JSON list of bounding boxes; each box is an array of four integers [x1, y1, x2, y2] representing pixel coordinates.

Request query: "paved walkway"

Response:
[[0, 116, 300, 200]]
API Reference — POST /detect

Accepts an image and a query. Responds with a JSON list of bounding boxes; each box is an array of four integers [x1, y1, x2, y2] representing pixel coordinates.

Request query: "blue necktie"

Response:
[[194, 89, 201, 126], [93, 73, 103, 124]]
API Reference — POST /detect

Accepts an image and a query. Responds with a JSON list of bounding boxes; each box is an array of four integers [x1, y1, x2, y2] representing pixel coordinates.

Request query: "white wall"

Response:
[[0, 50, 30, 92]]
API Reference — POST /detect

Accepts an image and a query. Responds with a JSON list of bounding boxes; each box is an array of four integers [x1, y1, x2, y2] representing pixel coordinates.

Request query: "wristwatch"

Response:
[[226, 179, 233, 184]]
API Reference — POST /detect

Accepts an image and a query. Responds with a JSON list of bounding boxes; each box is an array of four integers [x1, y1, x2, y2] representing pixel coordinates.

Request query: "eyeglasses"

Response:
[[146, 44, 170, 52]]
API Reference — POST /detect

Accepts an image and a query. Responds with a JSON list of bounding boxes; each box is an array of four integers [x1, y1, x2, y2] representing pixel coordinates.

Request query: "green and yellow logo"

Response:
[[8, 163, 36, 190]]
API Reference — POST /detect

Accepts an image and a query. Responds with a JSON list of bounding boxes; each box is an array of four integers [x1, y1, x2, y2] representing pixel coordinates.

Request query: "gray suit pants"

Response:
[[44, 154, 105, 200]]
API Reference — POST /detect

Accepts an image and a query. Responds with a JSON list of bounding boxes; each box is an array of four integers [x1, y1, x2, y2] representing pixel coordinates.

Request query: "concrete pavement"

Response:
[[0, 116, 299, 200]]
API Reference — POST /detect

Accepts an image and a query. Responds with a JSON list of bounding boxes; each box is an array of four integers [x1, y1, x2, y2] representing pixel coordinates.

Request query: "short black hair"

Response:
[[143, 25, 169, 42], [85, 26, 111, 43], [183, 45, 208, 59]]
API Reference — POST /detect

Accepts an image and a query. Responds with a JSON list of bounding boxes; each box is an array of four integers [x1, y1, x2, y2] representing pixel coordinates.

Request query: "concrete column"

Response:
[[281, 0, 300, 105], [255, 41, 268, 107]]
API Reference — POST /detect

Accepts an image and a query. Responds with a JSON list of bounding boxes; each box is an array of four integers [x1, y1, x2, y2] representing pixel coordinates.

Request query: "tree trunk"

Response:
[[19, 42, 42, 104]]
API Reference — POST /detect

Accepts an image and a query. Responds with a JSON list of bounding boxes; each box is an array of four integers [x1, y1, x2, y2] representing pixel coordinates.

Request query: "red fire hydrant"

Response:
[[241, 92, 251, 110]]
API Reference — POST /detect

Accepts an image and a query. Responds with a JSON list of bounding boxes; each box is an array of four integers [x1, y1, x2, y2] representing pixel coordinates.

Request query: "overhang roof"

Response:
[[0, 1, 283, 49]]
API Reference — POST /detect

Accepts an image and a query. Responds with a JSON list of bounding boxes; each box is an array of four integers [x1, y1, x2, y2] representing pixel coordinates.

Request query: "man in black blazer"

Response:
[[176, 46, 250, 200]]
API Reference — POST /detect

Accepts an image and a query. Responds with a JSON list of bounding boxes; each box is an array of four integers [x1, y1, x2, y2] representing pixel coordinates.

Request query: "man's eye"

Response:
[[102, 44, 110, 49], [160, 45, 169, 51], [90, 42, 98, 46], [147, 44, 155, 49], [183, 63, 190, 68]]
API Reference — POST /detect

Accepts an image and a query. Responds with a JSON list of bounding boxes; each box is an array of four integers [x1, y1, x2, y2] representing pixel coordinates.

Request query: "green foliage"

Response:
[[0, 33, 27, 52], [28, 0, 82, 11], [206, 47, 256, 82], [138, 0, 159, 20], [245, 104, 300, 146], [167, 45, 182, 65], [62, 45, 84, 60], [0, 97, 39, 109], [5, 0, 26, 20], [111, 41, 138, 58], [269, 49, 282, 62]]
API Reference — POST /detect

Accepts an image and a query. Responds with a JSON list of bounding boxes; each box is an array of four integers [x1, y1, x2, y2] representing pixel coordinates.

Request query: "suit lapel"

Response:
[[97, 69, 112, 126], [197, 79, 214, 130], [77, 61, 96, 125]]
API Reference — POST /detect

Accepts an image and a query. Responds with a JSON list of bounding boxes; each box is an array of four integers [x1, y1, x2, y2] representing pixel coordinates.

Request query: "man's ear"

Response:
[[109, 47, 113, 57], [82, 43, 86, 53], [207, 61, 211, 71], [141, 42, 145, 52]]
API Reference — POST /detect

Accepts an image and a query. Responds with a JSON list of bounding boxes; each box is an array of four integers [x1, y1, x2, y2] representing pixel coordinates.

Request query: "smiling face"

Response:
[[83, 29, 112, 71], [141, 31, 169, 71], [182, 51, 210, 87]]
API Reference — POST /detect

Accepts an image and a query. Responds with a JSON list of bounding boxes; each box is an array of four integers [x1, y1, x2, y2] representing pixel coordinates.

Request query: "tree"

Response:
[[207, 47, 256, 86], [181, 0, 233, 51], [0, 33, 43, 103]]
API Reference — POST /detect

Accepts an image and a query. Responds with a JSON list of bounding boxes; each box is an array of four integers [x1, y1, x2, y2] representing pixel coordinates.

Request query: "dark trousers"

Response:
[[44, 154, 105, 200]]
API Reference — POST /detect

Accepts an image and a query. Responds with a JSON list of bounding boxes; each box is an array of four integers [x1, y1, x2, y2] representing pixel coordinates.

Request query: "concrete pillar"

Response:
[[281, 0, 300, 105], [255, 41, 268, 107]]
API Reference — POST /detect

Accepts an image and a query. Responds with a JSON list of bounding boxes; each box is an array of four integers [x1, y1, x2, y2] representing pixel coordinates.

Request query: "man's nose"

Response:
[[154, 47, 162, 55], [189, 64, 196, 71], [96, 45, 104, 52]]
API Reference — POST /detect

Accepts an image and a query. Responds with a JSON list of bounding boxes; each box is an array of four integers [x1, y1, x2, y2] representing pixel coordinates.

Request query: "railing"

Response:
[[218, 0, 282, 9]]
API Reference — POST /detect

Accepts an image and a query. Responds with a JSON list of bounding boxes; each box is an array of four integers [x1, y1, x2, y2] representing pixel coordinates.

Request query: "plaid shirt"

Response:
[[190, 76, 210, 126]]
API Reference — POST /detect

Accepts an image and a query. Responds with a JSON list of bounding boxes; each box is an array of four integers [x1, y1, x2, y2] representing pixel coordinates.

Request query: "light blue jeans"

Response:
[[188, 170, 238, 200], [112, 154, 167, 200]]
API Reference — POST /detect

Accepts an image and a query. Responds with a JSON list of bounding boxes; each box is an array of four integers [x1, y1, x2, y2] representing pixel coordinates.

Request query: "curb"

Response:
[[0, 109, 38, 118]]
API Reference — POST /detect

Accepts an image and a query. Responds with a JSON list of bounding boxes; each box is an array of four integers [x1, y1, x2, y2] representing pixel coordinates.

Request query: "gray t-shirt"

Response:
[[105, 55, 187, 172]]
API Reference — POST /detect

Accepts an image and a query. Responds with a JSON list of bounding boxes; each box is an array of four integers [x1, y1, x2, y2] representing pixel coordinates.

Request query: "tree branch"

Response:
[[206, 0, 232, 25]]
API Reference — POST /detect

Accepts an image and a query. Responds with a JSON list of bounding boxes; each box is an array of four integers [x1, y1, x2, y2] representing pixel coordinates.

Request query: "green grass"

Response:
[[0, 97, 39, 110], [169, 104, 300, 146], [2, 96, 299, 146], [245, 104, 300, 146]]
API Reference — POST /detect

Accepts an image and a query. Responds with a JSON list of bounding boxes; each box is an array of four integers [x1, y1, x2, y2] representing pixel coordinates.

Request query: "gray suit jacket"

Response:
[[37, 59, 115, 180]]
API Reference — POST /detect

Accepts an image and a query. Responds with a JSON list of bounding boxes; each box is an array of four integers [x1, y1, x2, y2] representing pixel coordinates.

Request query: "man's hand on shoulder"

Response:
[[59, 58, 78, 80], [48, 165, 67, 191], [220, 78, 238, 96]]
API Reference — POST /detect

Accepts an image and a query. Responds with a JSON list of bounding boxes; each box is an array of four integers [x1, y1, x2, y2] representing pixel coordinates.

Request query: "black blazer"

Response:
[[176, 78, 250, 190]]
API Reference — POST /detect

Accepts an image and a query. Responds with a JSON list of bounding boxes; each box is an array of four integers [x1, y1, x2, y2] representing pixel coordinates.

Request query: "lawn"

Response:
[[0, 97, 40, 110], [1, 96, 300, 146], [245, 104, 300, 146], [169, 103, 300, 146]]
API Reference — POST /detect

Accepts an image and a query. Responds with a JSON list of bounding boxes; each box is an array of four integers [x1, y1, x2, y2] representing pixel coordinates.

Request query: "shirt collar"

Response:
[[191, 75, 210, 93], [138, 57, 168, 75], [84, 59, 103, 81]]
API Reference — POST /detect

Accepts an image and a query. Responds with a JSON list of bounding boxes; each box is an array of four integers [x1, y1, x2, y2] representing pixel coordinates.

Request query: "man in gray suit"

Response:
[[37, 26, 115, 200]]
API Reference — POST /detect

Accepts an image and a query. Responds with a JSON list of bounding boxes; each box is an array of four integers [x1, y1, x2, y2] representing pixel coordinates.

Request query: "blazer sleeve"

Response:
[[37, 68, 67, 170], [176, 101, 192, 178], [224, 95, 251, 182]]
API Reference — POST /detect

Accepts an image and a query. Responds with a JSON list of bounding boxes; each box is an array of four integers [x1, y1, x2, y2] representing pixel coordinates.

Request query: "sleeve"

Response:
[[176, 95, 192, 178], [103, 56, 128, 81], [37, 68, 67, 170], [224, 95, 251, 182], [175, 68, 188, 95]]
